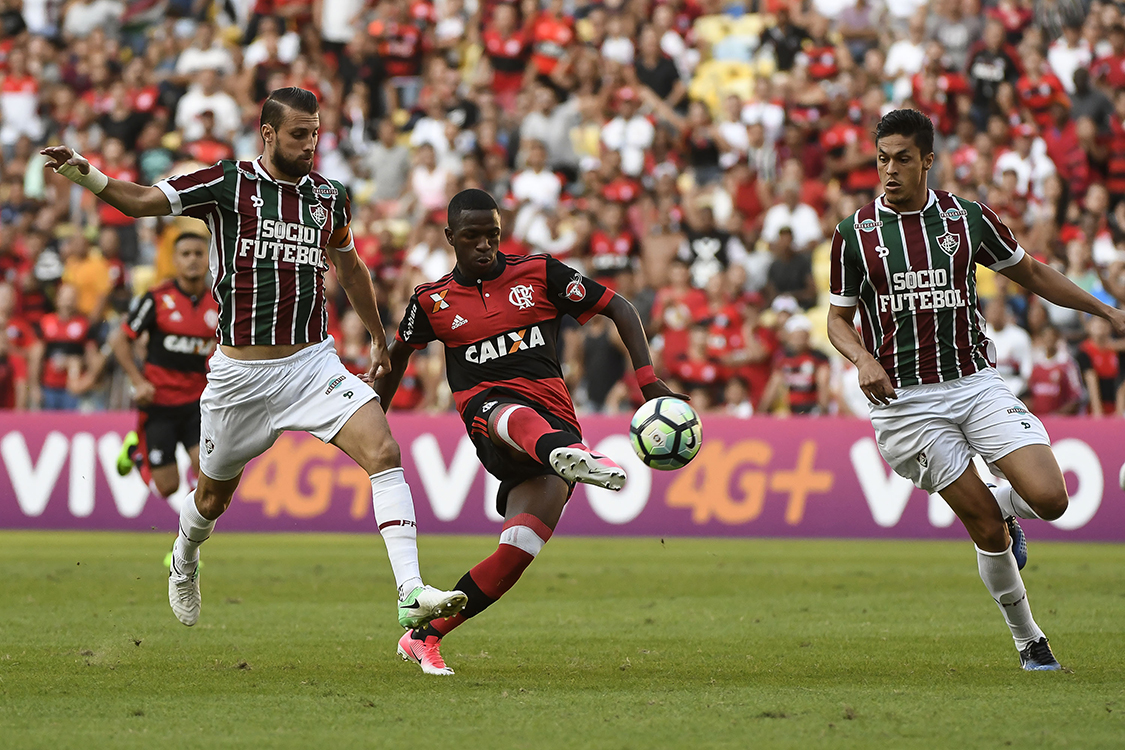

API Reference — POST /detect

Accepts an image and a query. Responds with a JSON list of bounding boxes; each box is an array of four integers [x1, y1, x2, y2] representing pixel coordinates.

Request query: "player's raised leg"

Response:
[[398, 473, 566, 675], [331, 400, 467, 629], [490, 403, 625, 490], [939, 468, 1060, 671]]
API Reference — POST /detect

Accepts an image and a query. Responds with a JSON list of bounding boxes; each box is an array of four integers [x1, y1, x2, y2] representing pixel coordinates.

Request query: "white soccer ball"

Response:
[[628, 397, 703, 470]]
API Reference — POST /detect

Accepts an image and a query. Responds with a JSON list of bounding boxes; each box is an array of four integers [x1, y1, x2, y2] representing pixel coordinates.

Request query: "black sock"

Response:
[[533, 430, 583, 467], [411, 571, 496, 640]]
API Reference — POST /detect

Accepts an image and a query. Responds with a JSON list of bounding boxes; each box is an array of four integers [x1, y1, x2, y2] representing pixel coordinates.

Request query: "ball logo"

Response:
[[565, 273, 586, 302], [508, 284, 535, 310]]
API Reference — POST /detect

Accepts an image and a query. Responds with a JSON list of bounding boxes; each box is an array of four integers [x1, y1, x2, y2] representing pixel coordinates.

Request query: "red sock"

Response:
[[422, 513, 553, 638], [494, 405, 586, 466]]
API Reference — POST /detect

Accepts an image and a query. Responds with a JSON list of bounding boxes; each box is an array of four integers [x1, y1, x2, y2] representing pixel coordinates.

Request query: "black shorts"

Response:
[[138, 401, 201, 470], [464, 389, 580, 517]]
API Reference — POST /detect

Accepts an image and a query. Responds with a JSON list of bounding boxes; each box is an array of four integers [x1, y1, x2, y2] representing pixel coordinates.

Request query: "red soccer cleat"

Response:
[[397, 630, 455, 676]]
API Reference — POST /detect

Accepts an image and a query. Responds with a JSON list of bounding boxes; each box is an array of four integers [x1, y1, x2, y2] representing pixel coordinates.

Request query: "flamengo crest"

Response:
[[936, 232, 960, 256], [509, 284, 535, 310], [310, 203, 328, 228]]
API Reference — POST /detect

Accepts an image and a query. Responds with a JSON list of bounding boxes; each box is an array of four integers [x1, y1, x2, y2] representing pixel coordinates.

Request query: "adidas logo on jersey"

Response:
[[464, 326, 546, 364], [452, 315, 468, 329]]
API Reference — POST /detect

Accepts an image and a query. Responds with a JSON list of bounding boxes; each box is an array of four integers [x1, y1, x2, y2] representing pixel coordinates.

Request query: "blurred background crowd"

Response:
[[1, 0, 1124, 418]]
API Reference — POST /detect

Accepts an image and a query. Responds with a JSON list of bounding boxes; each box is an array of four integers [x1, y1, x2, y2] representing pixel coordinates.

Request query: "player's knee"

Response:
[[1031, 488, 1068, 521], [366, 432, 402, 474], [966, 515, 1008, 552], [154, 475, 180, 498]]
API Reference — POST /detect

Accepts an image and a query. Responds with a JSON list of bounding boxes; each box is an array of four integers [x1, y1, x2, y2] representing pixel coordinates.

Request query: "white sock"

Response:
[[172, 490, 214, 577], [976, 544, 1045, 650], [370, 468, 424, 599], [991, 484, 1041, 520]]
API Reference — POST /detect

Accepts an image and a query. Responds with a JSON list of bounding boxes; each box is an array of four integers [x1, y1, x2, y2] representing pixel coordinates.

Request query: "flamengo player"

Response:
[[376, 189, 681, 675], [110, 232, 217, 499], [827, 109, 1125, 671], [41, 87, 466, 632]]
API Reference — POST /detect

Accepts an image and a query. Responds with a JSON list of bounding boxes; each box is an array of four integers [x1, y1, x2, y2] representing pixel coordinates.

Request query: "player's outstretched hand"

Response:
[[858, 357, 897, 406], [363, 340, 392, 385], [40, 145, 89, 174], [1106, 308, 1125, 338], [641, 380, 690, 403]]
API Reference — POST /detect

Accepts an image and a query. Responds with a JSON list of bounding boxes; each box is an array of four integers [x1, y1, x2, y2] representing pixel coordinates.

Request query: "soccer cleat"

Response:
[[168, 555, 201, 627], [397, 630, 455, 675], [549, 447, 626, 491], [1019, 637, 1062, 671], [397, 585, 468, 630], [1006, 516, 1027, 570], [116, 431, 139, 476]]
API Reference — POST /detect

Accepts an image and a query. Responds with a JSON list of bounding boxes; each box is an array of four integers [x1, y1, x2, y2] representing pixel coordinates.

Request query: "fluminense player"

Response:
[[827, 109, 1125, 671], [376, 189, 682, 675], [42, 87, 466, 632]]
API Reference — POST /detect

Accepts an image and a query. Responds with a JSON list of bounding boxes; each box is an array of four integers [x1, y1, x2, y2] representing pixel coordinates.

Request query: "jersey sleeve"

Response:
[[328, 182, 354, 251], [828, 225, 862, 307], [154, 162, 227, 219], [544, 256, 614, 324], [121, 292, 156, 340], [975, 202, 1026, 271], [395, 293, 438, 349]]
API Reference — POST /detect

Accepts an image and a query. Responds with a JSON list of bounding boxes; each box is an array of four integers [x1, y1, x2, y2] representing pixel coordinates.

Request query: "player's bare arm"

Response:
[[40, 145, 172, 217], [326, 242, 392, 384], [1000, 253, 1125, 335], [599, 292, 688, 402], [372, 338, 415, 410], [826, 304, 897, 405], [107, 326, 155, 406]]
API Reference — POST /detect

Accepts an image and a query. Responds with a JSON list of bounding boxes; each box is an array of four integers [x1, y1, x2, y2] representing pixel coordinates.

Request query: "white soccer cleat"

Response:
[[398, 585, 468, 629], [549, 446, 627, 491], [168, 559, 201, 627]]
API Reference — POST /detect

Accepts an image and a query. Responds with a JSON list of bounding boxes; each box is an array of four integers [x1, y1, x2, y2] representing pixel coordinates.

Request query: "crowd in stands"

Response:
[[1, 0, 1125, 417]]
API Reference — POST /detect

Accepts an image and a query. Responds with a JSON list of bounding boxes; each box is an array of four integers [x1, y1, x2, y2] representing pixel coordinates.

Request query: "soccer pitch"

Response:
[[1, 532, 1122, 749]]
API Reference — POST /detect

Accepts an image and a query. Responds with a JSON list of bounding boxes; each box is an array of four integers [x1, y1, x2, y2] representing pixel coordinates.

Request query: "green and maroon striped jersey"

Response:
[[829, 189, 1025, 388], [154, 158, 352, 346]]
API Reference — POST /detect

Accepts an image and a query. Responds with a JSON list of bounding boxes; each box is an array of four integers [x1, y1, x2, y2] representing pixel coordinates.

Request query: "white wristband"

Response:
[[57, 153, 109, 194]]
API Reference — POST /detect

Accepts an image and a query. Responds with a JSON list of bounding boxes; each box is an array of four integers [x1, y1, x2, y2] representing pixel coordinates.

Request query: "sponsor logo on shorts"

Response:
[[149, 449, 164, 465], [1021, 421, 1031, 429], [204, 438, 215, 454], [481, 400, 498, 413], [917, 450, 928, 468], [1006, 407, 1029, 415], [325, 375, 347, 395], [342, 390, 353, 399]]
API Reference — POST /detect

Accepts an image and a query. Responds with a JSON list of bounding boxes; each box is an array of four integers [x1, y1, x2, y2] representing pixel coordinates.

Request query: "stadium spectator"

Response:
[[1026, 325, 1084, 415], [759, 315, 830, 416], [986, 297, 1034, 397], [28, 283, 97, 411], [1075, 315, 1125, 416]]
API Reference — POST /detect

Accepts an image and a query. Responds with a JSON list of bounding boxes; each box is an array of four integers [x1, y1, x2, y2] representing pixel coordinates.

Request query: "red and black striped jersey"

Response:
[[36, 313, 94, 390], [830, 190, 1024, 388], [395, 253, 614, 431], [154, 158, 352, 347], [122, 279, 218, 406]]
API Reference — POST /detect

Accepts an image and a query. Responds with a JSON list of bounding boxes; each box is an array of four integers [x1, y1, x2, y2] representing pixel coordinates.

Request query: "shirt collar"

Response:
[[452, 252, 507, 286], [876, 189, 936, 215], [254, 156, 309, 188]]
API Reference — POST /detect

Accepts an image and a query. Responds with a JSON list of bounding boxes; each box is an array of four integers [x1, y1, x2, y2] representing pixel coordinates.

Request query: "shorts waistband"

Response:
[[211, 336, 334, 368], [895, 367, 994, 396]]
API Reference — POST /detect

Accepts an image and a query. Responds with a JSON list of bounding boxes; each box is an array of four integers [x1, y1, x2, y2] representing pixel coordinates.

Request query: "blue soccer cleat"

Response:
[[1006, 516, 1027, 570], [1019, 637, 1062, 671]]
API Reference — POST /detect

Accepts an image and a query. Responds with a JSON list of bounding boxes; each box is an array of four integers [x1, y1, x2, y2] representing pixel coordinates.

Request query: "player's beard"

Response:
[[271, 145, 313, 178]]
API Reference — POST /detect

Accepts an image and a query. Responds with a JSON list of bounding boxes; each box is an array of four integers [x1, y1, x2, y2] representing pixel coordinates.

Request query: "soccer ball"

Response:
[[628, 397, 702, 470]]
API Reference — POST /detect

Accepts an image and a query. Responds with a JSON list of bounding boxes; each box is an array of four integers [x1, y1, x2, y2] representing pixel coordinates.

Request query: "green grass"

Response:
[[0, 532, 1122, 749]]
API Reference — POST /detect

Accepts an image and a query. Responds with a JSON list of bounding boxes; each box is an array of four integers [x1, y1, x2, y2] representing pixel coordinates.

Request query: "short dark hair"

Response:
[[447, 188, 498, 228], [261, 87, 319, 132], [875, 109, 934, 157], [175, 232, 209, 247]]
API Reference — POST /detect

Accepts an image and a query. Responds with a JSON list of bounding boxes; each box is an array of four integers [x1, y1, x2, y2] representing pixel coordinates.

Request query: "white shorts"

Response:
[[199, 337, 377, 481], [869, 368, 1050, 493]]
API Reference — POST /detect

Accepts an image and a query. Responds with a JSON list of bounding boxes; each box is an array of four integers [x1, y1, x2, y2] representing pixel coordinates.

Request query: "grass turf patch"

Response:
[[0, 531, 1122, 749]]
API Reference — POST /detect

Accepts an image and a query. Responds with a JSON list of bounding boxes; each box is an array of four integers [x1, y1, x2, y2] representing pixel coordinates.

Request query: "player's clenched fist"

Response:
[[858, 356, 897, 406]]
